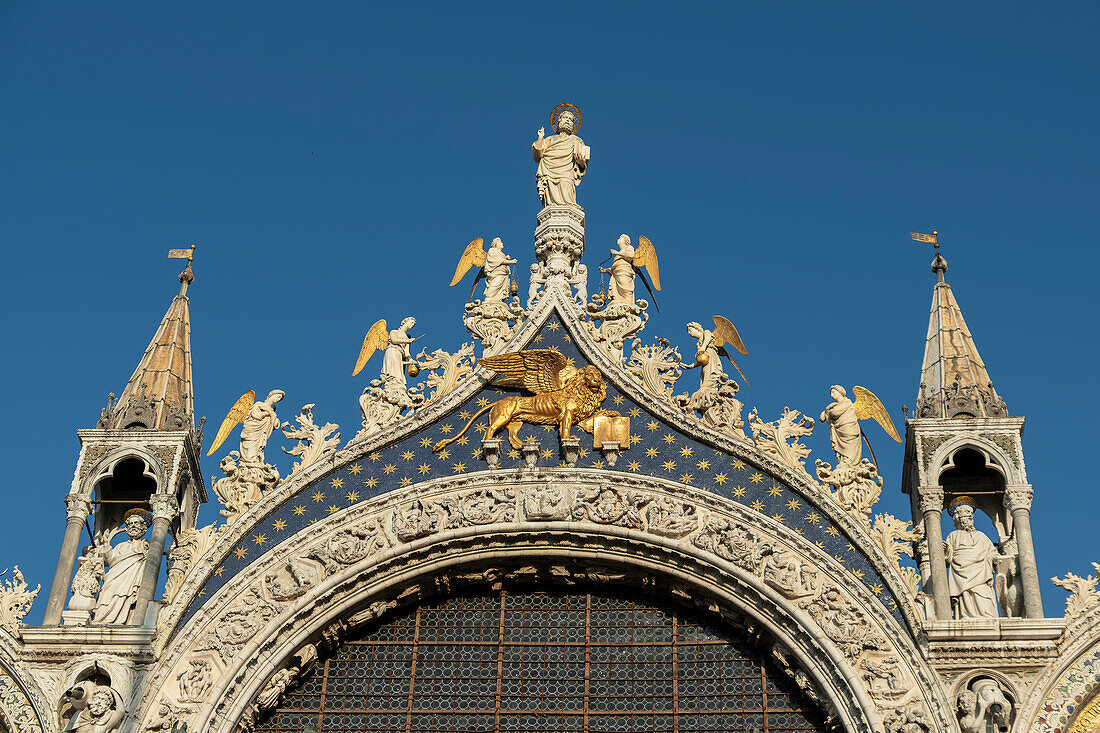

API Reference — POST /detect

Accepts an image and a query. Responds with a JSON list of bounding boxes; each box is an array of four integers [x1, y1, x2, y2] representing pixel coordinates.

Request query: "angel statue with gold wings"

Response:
[[599, 234, 661, 307], [433, 349, 619, 451], [206, 389, 285, 464], [682, 315, 749, 390], [352, 317, 419, 390], [819, 385, 902, 470], [450, 237, 517, 304]]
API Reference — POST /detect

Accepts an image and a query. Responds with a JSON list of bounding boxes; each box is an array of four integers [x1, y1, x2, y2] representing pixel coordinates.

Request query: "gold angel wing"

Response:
[[633, 235, 661, 290], [449, 237, 487, 287], [352, 319, 389, 377], [206, 390, 256, 456], [712, 315, 748, 355], [479, 349, 571, 394], [852, 385, 902, 443]]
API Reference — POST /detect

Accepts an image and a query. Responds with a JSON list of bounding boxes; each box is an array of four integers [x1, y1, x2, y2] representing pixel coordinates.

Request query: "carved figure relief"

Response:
[[956, 677, 1013, 733], [760, 546, 821, 600], [307, 518, 390, 575], [644, 498, 699, 538], [692, 518, 773, 573], [66, 548, 104, 624], [572, 487, 648, 529], [62, 681, 126, 733], [198, 587, 277, 664], [265, 560, 316, 602], [797, 588, 886, 661], [175, 659, 212, 703], [523, 484, 573, 521]]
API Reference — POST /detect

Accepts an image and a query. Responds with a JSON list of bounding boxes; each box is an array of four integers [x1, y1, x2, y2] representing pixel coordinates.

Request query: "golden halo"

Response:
[[947, 495, 978, 515], [550, 103, 582, 134], [124, 507, 153, 526]]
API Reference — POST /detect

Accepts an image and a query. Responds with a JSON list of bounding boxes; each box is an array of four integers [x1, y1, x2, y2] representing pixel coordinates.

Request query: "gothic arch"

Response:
[[79, 446, 167, 496], [136, 473, 956, 733], [927, 434, 1022, 488]]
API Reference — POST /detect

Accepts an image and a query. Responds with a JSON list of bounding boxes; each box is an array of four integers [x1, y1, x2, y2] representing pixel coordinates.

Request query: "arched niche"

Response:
[[938, 447, 1010, 542]]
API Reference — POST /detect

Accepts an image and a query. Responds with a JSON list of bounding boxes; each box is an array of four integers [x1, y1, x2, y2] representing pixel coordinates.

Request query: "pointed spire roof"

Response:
[[103, 259, 195, 431], [915, 251, 1007, 419]]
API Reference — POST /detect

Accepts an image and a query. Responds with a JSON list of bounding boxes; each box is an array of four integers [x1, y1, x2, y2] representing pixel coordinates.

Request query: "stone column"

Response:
[[918, 487, 951, 619], [1005, 485, 1043, 618], [44, 494, 92, 625], [131, 494, 178, 625]]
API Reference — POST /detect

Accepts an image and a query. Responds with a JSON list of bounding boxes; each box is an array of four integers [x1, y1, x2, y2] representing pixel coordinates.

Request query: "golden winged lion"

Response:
[[434, 349, 620, 451]]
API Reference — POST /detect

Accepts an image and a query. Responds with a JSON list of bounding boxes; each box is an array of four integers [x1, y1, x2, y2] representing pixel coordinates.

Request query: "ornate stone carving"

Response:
[[534, 205, 585, 276], [1051, 562, 1100, 619], [1003, 485, 1033, 512], [692, 518, 774, 573], [815, 458, 883, 527], [197, 587, 277, 664], [0, 567, 38, 634], [392, 499, 451, 543], [644, 498, 699, 538], [956, 677, 1014, 733], [625, 337, 682, 403], [143, 700, 192, 733], [917, 486, 944, 514], [572, 486, 648, 529], [306, 518, 390, 576], [748, 407, 814, 478], [868, 514, 921, 567], [355, 377, 425, 442], [456, 488, 515, 526], [212, 451, 276, 525], [61, 681, 125, 733], [265, 560, 317, 602], [882, 700, 932, 733], [464, 298, 526, 356], [176, 659, 212, 703], [586, 297, 648, 362], [415, 343, 475, 400], [64, 546, 104, 625], [64, 493, 93, 521], [523, 484, 573, 521], [281, 404, 340, 476], [760, 546, 822, 600], [164, 523, 221, 604], [675, 375, 745, 438], [797, 588, 886, 661], [859, 654, 907, 703]]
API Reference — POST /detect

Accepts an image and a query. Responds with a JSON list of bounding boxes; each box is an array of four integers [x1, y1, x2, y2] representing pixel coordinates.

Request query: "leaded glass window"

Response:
[[254, 588, 827, 733]]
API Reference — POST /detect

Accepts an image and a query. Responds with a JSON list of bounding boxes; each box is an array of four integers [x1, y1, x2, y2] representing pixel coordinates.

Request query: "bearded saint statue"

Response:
[[531, 106, 590, 207]]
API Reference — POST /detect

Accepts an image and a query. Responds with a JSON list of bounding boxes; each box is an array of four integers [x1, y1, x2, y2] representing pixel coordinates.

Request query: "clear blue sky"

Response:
[[2, 3, 1096, 621]]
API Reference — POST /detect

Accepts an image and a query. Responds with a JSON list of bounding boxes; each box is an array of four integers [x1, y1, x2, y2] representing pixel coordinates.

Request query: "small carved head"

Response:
[[830, 385, 846, 401], [87, 688, 115, 718], [123, 508, 152, 538], [686, 321, 704, 339], [400, 317, 416, 331], [558, 111, 575, 133], [265, 389, 285, 405], [490, 237, 503, 249]]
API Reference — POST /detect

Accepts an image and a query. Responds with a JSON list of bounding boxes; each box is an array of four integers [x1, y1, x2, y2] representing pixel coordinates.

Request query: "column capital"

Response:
[[918, 486, 944, 514], [148, 493, 179, 521], [63, 494, 92, 521], [1004, 485, 1034, 512]]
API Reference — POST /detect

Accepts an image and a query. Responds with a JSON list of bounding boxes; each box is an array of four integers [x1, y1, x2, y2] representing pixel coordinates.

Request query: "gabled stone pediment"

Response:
[[169, 284, 918, 642]]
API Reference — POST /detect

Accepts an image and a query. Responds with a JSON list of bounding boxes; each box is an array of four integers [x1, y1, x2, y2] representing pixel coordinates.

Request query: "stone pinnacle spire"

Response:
[[915, 250, 1007, 419], [100, 251, 196, 431]]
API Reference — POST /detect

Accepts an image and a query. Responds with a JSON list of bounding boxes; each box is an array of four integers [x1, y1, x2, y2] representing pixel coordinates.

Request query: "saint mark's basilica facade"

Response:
[[0, 105, 1098, 733]]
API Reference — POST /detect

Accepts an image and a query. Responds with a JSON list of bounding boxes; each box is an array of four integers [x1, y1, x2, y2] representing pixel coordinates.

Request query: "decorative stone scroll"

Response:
[[281, 404, 340, 477], [586, 297, 649, 363], [355, 378, 424, 442], [625, 337, 682, 403], [0, 567, 39, 635], [1052, 563, 1100, 620], [748, 407, 814, 479], [415, 343, 475, 400], [464, 298, 526, 356]]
